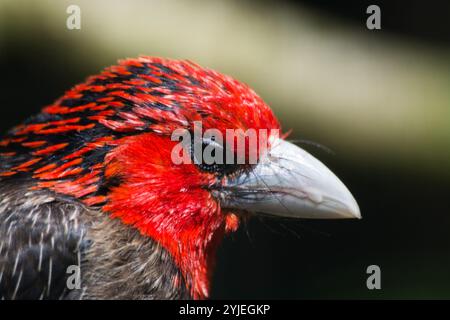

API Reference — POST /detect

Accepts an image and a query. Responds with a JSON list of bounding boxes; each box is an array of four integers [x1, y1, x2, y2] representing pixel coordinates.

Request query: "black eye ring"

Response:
[[190, 138, 240, 176]]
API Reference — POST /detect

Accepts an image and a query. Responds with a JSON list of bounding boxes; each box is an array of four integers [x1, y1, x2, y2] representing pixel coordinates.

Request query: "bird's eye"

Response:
[[190, 138, 240, 176]]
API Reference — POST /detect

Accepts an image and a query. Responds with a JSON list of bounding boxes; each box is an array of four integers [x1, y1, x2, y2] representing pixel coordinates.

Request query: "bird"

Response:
[[0, 56, 360, 300]]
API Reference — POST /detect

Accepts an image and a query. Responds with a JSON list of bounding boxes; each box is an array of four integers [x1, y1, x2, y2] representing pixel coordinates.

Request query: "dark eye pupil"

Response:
[[191, 140, 240, 175]]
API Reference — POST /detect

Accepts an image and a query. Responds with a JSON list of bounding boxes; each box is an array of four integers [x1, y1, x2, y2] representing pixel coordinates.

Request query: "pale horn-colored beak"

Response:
[[220, 139, 361, 219]]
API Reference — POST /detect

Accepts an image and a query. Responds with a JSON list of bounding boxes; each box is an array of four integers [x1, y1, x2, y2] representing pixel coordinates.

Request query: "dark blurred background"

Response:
[[1, 0, 449, 298]]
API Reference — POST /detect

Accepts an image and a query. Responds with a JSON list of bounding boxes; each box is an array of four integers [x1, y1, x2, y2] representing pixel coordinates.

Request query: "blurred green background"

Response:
[[0, 0, 449, 298]]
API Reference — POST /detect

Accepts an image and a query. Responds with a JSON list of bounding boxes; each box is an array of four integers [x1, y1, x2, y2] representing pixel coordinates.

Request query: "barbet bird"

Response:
[[0, 57, 360, 299]]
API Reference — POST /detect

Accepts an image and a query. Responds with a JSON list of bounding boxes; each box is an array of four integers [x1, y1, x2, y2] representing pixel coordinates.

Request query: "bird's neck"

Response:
[[83, 212, 194, 299], [104, 200, 226, 299]]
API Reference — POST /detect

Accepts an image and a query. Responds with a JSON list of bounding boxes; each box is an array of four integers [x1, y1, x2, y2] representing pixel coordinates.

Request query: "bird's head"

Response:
[[0, 57, 360, 298]]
